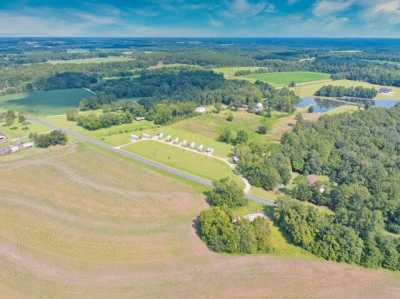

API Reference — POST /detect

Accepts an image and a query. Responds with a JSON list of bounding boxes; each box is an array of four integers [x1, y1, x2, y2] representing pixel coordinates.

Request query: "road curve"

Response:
[[29, 117, 276, 207]]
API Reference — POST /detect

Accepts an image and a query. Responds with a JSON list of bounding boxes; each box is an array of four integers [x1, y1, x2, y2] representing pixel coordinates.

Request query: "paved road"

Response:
[[30, 117, 276, 207]]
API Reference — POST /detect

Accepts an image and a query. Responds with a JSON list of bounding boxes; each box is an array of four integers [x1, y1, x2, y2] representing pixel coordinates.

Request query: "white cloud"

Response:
[[362, 0, 400, 24], [313, 0, 354, 16], [223, 0, 275, 18]]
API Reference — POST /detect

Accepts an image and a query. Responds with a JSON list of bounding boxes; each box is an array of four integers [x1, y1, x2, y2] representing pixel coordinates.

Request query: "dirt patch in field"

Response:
[[0, 145, 398, 299]]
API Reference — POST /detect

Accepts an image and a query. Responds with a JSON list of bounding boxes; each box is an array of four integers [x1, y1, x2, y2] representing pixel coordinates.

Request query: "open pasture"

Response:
[[213, 67, 263, 79], [0, 89, 93, 115], [241, 71, 331, 86], [0, 145, 398, 298]]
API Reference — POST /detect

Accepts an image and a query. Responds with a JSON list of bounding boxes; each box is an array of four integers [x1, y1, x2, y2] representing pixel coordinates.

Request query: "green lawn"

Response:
[[125, 140, 242, 186], [241, 71, 331, 87], [0, 89, 94, 115]]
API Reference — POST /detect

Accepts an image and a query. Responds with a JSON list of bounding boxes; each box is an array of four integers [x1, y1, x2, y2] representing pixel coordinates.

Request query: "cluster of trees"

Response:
[[315, 85, 377, 99], [255, 81, 300, 113], [275, 199, 400, 270], [198, 178, 272, 254], [235, 142, 291, 191], [30, 130, 67, 148], [145, 101, 196, 125], [76, 112, 132, 130], [280, 106, 400, 271], [218, 128, 249, 145]]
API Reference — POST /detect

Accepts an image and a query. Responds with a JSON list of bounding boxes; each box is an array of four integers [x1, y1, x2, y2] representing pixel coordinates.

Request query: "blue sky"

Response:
[[0, 0, 399, 37]]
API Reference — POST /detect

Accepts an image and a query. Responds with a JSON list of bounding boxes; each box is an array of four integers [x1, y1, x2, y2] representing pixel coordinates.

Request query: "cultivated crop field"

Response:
[[0, 89, 94, 115], [213, 67, 263, 79], [241, 71, 331, 86], [0, 145, 398, 299]]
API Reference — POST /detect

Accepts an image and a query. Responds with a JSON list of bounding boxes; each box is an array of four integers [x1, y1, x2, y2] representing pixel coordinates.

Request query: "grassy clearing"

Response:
[[213, 67, 262, 79], [125, 140, 243, 186], [46, 114, 156, 146], [0, 89, 93, 115], [46, 56, 134, 65], [241, 71, 331, 87], [293, 79, 400, 100], [0, 121, 49, 141]]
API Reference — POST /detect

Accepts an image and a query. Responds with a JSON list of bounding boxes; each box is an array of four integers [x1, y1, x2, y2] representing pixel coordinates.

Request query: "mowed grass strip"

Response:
[[125, 140, 242, 186], [241, 71, 331, 86]]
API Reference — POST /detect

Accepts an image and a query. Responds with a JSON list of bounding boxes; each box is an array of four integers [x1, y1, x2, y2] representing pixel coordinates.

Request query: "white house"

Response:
[[181, 140, 188, 147], [10, 146, 19, 153], [142, 133, 151, 139], [195, 106, 207, 113], [173, 137, 180, 144], [131, 134, 139, 141], [206, 148, 214, 155], [190, 142, 196, 149], [243, 212, 268, 222], [198, 144, 204, 152], [251, 102, 264, 113]]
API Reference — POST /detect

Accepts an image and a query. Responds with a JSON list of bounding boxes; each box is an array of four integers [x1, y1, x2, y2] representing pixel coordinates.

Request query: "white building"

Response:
[[243, 213, 268, 222], [22, 142, 34, 149], [206, 148, 214, 155], [131, 134, 139, 141], [198, 144, 204, 152], [173, 137, 180, 144], [181, 140, 188, 147], [190, 142, 196, 149], [195, 106, 207, 113]]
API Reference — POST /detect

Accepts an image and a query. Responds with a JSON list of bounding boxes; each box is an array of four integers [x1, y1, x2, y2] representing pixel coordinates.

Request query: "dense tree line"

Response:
[[76, 112, 132, 130], [279, 106, 400, 271], [275, 199, 400, 270], [34, 72, 98, 90], [315, 85, 377, 99]]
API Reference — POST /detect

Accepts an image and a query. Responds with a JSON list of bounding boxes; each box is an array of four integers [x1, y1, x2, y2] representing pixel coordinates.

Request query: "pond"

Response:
[[297, 97, 399, 112]]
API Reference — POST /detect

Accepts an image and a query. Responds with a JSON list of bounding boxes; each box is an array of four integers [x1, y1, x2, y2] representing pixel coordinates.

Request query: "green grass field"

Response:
[[47, 114, 156, 146], [0, 89, 94, 115], [125, 140, 242, 186], [241, 71, 331, 87], [0, 121, 49, 141], [293, 79, 400, 100], [213, 67, 263, 79]]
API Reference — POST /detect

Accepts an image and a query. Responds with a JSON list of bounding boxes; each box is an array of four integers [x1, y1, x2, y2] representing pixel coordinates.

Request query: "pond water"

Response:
[[297, 97, 399, 112]]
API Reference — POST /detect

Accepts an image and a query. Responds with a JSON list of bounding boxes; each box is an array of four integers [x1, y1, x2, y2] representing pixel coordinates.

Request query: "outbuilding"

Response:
[[195, 106, 207, 114]]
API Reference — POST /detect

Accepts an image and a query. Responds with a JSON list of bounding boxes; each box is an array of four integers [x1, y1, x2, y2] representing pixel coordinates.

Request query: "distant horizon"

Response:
[[1, 1, 400, 38]]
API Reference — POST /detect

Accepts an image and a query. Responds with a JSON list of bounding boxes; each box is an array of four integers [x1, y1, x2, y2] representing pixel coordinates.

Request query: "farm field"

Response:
[[0, 89, 94, 115], [46, 56, 134, 65], [294, 79, 400, 99], [124, 140, 242, 185], [213, 67, 263, 79], [237, 71, 330, 86], [0, 145, 398, 298]]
